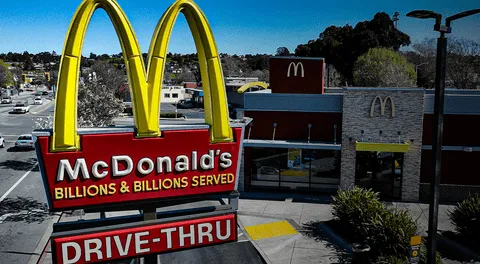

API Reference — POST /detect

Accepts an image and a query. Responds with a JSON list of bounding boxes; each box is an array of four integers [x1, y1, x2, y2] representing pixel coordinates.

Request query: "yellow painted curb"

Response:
[[244, 220, 298, 241]]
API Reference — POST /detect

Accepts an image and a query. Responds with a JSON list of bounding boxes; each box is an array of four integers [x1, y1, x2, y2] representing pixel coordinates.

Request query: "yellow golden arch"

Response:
[[53, 0, 232, 152], [236, 82, 269, 94]]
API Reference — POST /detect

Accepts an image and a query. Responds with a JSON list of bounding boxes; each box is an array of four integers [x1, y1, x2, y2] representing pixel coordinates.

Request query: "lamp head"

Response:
[[406, 10, 439, 19]]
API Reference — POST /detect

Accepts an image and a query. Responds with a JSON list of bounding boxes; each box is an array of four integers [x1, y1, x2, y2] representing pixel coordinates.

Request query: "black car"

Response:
[[42, 91, 49, 96]]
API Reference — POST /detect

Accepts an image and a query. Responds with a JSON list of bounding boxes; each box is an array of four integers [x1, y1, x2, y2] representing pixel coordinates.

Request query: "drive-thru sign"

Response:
[[52, 212, 237, 264], [34, 0, 245, 263], [35, 0, 245, 212]]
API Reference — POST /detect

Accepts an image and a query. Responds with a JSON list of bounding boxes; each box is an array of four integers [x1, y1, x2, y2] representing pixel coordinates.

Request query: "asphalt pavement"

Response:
[[0, 91, 57, 264]]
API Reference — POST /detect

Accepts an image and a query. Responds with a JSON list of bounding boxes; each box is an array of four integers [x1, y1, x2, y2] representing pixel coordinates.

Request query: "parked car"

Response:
[[13, 102, 30, 113], [177, 99, 196, 109], [15, 134, 35, 150], [42, 91, 49, 96], [1, 96, 12, 104], [0, 136, 5, 148], [34, 97, 43, 105]]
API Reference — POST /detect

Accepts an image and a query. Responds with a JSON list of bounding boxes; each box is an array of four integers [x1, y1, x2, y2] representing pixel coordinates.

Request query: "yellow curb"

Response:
[[244, 220, 298, 241]]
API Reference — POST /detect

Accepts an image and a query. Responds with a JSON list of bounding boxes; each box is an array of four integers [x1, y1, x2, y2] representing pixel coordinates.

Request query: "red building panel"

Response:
[[269, 57, 325, 94], [244, 111, 342, 142], [423, 114, 480, 146], [421, 150, 480, 185]]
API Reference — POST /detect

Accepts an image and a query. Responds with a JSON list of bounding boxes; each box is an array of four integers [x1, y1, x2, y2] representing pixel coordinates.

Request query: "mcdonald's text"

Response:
[[55, 150, 233, 182], [37, 128, 243, 211], [53, 213, 237, 264]]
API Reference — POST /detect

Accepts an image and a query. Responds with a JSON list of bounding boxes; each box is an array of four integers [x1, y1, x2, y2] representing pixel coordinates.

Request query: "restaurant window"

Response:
[[165, 93, 171, 98], [309, 150, 341, 191], [248, 147, 340, 192], [172, 93, 179, 98], [250, 148, 282, 189]]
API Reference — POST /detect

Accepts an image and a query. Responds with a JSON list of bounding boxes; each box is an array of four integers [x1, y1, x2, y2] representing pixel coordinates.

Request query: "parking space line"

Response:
[[0, 163, 38, 203]]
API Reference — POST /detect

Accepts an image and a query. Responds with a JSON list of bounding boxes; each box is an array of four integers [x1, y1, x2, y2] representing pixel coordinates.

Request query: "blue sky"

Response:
[[0, 0, 479, 56]]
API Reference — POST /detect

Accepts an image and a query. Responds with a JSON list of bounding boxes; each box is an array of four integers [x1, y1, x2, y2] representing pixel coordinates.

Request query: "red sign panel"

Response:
[[270, 57, 325, 94], [52, 213, 237, 264], [37, 128, 243, 211]]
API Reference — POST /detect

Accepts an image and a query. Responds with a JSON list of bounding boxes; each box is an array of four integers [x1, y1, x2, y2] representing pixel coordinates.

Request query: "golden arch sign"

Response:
[[34, 0, 245, 212], [236, 81, 269, 94], [370, 95, 395, 117], [53, 0, 232, 152], [287, 62, 304, 78]]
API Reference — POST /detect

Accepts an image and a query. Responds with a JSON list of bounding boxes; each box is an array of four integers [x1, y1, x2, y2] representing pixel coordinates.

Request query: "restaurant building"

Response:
[[238, 56, 480, 202]]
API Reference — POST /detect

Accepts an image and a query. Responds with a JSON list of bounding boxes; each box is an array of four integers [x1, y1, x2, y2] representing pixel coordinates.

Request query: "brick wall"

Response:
[[340, 88, 425, 201]]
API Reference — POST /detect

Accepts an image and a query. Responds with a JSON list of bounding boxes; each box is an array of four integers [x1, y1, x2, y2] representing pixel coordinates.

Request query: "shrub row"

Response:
[[332, 187, 441, 263], [448, 193, 480, 240]]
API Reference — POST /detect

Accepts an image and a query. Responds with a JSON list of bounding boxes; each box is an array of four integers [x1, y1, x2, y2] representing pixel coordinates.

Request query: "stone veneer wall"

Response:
[[340, 88, 425, 201]]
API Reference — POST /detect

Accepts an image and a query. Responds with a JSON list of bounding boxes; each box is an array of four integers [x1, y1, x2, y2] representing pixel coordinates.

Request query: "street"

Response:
[[0, 91, 56, 264]]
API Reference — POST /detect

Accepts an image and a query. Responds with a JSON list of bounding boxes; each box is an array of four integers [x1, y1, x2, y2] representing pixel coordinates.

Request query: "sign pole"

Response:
[[143, 207, 158, 264]]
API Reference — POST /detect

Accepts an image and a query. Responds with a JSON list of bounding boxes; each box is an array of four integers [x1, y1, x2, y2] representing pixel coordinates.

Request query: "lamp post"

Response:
[[407, 8, 480, 264]]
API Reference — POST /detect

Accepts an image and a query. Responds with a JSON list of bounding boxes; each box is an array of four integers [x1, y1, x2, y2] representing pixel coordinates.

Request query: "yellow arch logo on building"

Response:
[[236, 82, 269, 94], [52, 0, 232, 152]]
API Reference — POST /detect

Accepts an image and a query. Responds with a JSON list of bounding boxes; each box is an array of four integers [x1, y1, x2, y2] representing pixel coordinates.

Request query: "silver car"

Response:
[[15, 134, 35, 149], [1, 96, 12, 104]]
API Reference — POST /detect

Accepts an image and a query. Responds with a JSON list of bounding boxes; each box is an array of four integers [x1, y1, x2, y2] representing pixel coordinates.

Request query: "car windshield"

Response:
[[15, 103, 25, 107], [35, 98, 41, 100], [17, 136, 32, 140], [2, 97, 11, 99]]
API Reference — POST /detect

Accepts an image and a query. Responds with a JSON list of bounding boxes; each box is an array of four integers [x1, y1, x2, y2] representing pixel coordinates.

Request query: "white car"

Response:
[[34, 97, 43, 105], [15, 134, 35, 149], [1, 96, 12, 104], [0, 136, 5, 148], [13, 103, 30, 113]]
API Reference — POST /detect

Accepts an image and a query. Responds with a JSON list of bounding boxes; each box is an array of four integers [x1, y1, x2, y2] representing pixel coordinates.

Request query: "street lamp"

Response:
[[407, 8, 480, 264]]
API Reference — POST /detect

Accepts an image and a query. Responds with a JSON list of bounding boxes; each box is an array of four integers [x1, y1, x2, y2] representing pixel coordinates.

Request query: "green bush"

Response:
[[160, 112, 185, 118], [419, 240, 443, 264], [332, 187, 419, 260], [332, 186, 384, 234], [448, 193, 480, 239]]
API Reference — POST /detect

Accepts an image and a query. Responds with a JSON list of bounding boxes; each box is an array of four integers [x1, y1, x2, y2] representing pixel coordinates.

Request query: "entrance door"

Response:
[[355, 151, 403, 200]]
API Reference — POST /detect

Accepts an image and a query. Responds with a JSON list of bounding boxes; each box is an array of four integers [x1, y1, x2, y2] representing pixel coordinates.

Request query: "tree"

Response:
[[221, 55, 243, 76], [276, 47, 290, 56], [447, 38, 480, 89], [9, 67, 23, 89], [174, 66, 195, 84], [23, 54, 35, 71], [294, 12, 410, 82], [325, 64, 344, 87], [78, 60, 125, 127], [407, 38, 480, 89], [77, 80, 125, 127], [0, 59, 13, 87], [85, 60, 126, 98], [353, 48, 416, 87]]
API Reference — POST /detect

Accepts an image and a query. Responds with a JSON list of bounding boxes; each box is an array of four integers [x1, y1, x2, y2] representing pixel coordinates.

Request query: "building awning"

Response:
[[356, 141, 411, 153]]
